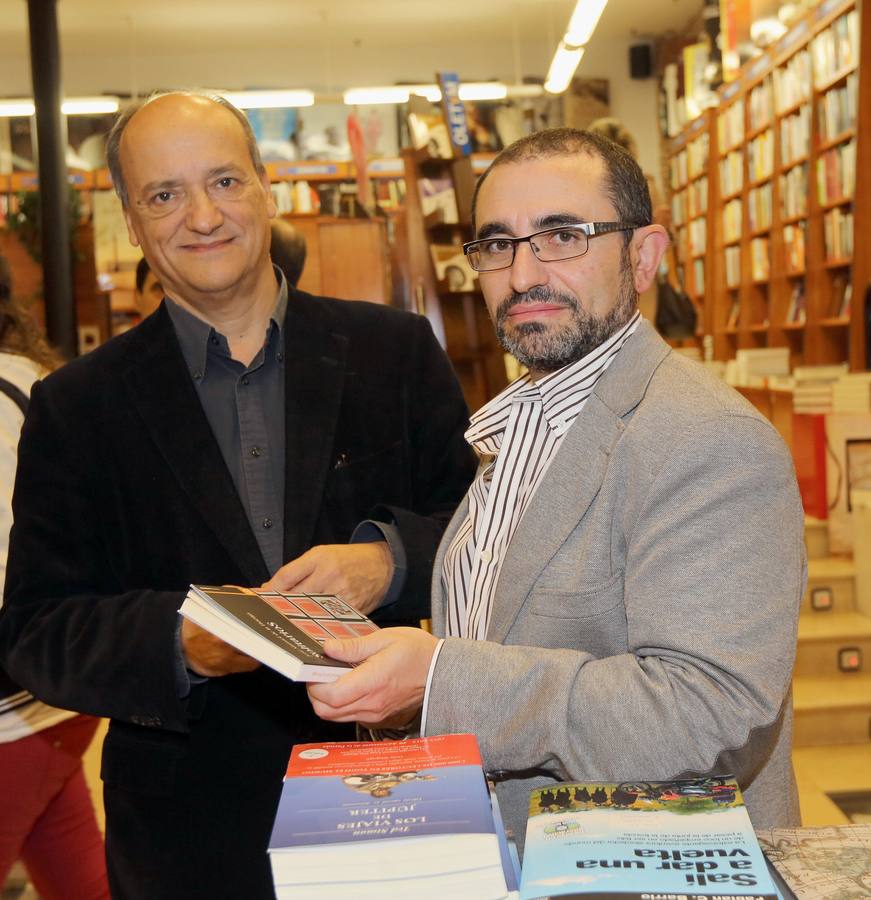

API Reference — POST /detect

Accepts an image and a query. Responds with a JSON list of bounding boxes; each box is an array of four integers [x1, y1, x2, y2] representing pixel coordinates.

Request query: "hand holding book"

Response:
[[307, 626, 438, 727], [261, 541, 393, 616], [181, 615, 261, 677]]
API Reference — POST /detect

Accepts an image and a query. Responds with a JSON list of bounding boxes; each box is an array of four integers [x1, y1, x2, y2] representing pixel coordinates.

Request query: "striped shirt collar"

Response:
[[466, 311, 641, 450]]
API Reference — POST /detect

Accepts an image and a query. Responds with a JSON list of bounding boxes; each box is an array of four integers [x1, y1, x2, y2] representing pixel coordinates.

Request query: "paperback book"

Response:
[[269, 733, 509, 899], [519, 776, 779, 900], [178, 584, 378, 683]]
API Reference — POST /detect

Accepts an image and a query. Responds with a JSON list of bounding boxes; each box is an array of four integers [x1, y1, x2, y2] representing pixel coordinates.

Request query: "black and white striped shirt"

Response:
[[442, 312, 641, 639]]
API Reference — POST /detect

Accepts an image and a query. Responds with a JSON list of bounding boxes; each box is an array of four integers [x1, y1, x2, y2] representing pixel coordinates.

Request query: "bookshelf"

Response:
[[668, 109, 717, 344], [398, 145, 507, 412], [667, 0, 867, 369]]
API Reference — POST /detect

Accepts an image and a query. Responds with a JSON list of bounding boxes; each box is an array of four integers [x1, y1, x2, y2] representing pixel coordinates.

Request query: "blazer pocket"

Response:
[[529, 571, 625, 619], [101, 723, 185, 797]]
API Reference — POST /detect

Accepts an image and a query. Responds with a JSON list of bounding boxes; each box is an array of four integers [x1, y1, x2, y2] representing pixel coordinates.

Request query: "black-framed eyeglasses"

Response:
[[462, 222, 642, 272]]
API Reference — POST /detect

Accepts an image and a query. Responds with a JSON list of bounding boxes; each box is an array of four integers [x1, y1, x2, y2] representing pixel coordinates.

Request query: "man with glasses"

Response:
[[308, 128, 806, 850], [0, 92, 475, 899]]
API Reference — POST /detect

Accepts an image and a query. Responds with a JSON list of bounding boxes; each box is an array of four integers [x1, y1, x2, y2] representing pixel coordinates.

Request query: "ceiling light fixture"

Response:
[[343, 86, 412, 105], [344, 82, 512, 106], [565, 0, 610, 46], [545, 43, 586, 94], [544, 0, 610, 94], [0, 96, 120, 117], [221, 90, 315, 109]]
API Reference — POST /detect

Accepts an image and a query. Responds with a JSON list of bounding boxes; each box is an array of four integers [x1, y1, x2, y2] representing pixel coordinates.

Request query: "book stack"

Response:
[[792, 364, 848, 414], [733, 347, 790, 387], [178, 584, 379, 682], [519, 776, 780, 900], [268, 734, 511, 899], [832, 373, 871, 414]]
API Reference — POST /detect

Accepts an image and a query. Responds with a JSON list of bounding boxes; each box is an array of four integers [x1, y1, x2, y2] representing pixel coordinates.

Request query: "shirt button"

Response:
[[210, 335, 219, 346], [250, 446, 262, 458], [480, 549, 492, 563], [192, 370, 203, 380], [276, 352, 284, 363], [262, 517, 273, 529], [241, 376, 250, 386]]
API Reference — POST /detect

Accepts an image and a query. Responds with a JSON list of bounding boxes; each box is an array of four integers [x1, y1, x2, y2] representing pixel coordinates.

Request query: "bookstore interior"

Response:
[[2, 0, 871, 897]]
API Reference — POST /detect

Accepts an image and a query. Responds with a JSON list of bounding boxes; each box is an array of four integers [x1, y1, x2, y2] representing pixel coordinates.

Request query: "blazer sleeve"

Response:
[[0, 378, 193, 732], [423, 413, 806, 788], [370, 314, 477, 622]]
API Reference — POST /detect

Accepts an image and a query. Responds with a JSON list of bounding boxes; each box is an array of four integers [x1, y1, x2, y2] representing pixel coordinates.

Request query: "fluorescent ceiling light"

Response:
[[61, 97, 119, 115], [0, 97, 120, 117], [0, 100, 35, 117], [459, 83, 508, 101], [344, 87, 411, 105], [565, 0, 609, 46], [221, 90, 314, 109], [344, 82, 510, 105], [545, 44, 585, 94]]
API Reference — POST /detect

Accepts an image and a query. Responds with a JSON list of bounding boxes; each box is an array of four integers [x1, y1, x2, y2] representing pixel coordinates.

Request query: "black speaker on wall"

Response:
[[629, 43, 652, 79]]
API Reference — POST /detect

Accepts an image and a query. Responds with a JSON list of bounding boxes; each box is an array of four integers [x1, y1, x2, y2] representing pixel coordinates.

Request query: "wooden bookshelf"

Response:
[[399, 146, 507, 412], [668, 109, 716, 347], [667, 0, 866, 369]]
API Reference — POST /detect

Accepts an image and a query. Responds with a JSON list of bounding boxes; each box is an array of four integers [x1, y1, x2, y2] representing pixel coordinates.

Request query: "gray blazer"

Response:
[[425, 321, 806, 850]]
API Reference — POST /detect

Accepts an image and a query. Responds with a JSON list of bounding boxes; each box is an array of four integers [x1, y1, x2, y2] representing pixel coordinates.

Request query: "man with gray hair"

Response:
[[0, 92, 475, 898]]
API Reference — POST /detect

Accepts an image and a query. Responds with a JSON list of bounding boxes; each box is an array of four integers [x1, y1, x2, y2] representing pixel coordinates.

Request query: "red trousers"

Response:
[[0, 714, 110, 900]]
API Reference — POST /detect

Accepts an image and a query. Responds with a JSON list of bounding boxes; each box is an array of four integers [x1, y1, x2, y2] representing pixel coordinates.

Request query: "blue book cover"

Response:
[[269, 734, 507, 896], [520, 777, 779, 900]]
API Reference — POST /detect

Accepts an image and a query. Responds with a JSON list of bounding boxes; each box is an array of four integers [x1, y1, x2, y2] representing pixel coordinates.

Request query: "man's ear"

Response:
[[123, 207, 141, 248], [631, 225, 669, 293], [261, 171, 277, 219]]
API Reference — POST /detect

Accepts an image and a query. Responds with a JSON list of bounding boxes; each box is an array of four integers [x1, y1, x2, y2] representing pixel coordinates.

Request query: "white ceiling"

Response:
[[3, 0, 702, 97]]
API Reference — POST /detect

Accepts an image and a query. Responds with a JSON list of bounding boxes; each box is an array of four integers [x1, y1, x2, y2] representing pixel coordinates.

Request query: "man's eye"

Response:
[[550, 229, 583, 245], [216, 177, 236, 188], [482, 239, 513, 255], [152, 191, 174, 204]]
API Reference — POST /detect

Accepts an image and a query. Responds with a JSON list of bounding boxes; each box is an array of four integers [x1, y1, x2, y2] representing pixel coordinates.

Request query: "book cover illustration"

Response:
[[180, 584, 378, 682], [269, 734, 507, 897], [520, 776, 778, 900]]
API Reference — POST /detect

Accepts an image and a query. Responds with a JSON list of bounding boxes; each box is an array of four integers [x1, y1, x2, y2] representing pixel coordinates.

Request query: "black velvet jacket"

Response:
[[0, 289, 476, 899]]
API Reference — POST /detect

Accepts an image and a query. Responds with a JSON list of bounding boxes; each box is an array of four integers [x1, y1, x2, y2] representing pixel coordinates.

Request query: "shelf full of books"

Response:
[[667, 0, 868, 369], [668, 109, 717, 341]]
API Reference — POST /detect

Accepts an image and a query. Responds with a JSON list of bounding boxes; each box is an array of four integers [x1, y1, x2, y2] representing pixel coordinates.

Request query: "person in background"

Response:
[[0, 91, 475, 900], [306, 128, 806, 851], [133, 255, 164, 318], [0, 254, 109, 900], [270, 219, 307, 288]]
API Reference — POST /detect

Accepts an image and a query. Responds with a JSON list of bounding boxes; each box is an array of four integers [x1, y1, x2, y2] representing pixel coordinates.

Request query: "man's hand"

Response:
[[181, 618, 261, 677], [262, 543, 393, 615], [307, 627, 438, 728]]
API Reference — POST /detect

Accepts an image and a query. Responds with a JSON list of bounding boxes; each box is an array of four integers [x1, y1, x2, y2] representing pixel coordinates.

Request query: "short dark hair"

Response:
[[270, 220, 307, 288], [106, 90, 265, 208], [135, 256, 151, 294], [471, 127, 652, 244]]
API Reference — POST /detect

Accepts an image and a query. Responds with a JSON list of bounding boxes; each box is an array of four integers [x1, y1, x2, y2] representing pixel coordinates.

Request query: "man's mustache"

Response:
[[495, 286, 580, 322]]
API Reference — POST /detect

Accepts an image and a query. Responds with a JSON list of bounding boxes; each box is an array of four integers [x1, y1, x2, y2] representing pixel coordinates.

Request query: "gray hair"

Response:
[[105, 90, 265, 208]]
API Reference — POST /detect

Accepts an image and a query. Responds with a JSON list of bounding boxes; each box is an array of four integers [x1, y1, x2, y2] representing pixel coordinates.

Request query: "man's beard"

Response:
[[494, 255, 637, 374]]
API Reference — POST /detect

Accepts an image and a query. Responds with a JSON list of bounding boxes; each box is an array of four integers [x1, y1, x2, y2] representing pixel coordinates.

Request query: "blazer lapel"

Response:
[[486, 320, 671, 642], [281, 294, 348, 561], [121, 310, 268, 585]]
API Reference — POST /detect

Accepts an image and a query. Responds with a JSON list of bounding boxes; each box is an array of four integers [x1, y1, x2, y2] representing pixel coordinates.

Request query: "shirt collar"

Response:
[[466, 311, 641, 445], [166, 266, 288, 379]]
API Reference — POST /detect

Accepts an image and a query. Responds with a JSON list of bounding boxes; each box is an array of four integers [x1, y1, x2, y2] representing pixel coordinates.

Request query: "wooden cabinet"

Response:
[[287, 216, 391, 304]]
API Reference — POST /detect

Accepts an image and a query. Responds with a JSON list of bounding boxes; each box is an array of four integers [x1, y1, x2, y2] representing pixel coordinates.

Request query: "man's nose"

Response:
[[508, 241, 548, 294], [185, 188, 223, 233]]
